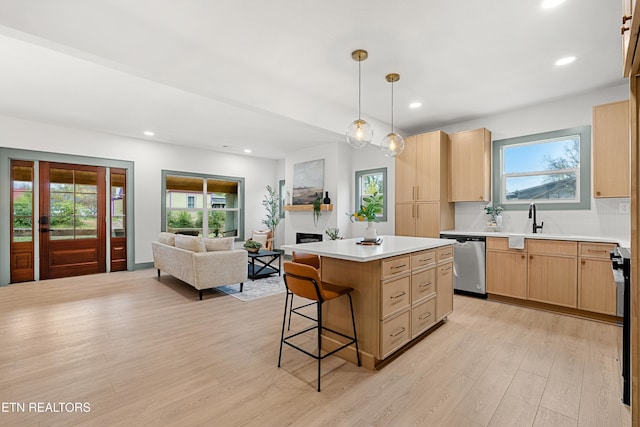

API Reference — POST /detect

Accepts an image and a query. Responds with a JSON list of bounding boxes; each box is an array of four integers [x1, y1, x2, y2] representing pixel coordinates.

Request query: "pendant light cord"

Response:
[[390, 80, 394, 133], [358, 59, 362, 121]]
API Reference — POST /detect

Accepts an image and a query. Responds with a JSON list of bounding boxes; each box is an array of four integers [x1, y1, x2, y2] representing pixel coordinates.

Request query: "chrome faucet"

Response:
[[528, 203, 544, 234]]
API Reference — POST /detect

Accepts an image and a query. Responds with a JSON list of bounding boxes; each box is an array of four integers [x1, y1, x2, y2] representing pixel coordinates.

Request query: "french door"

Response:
[[39, 162, 107, 279]]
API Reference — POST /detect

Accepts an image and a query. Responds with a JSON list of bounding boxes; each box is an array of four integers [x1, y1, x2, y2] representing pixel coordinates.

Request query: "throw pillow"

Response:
[[158, 232, 176, 246], [202, 237, 234, 252], [251, 233, 268, 248], [175, 234, 206, 253]]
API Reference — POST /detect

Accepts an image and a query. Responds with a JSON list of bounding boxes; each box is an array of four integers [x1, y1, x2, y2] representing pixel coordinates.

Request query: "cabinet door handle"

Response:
[[622, 25, 630, 35], [390, 327, 406, 338], [623, 14, 633, 24], [521, 254, 525, 259], [416, 186, 420, 200], [581, 260, 586, 265], [390, 291, 407, 301], [419, 281, 432, 288], [418, 312, 432, 320], [412, 204, 416, 218]]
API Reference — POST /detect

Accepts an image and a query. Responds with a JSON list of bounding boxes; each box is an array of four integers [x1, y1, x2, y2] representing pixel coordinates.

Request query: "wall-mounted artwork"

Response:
[[293, 159, 324, 205]]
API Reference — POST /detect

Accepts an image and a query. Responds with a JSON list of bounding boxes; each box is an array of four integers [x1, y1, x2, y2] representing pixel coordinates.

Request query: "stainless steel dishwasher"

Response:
[[440, 234, 486, 297]]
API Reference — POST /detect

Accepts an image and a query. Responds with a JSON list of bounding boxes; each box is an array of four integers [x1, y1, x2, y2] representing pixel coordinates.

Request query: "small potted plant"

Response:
[[484, 205, 504, 228], [244, 238, 262, 253], [325, 227, 342, 240]]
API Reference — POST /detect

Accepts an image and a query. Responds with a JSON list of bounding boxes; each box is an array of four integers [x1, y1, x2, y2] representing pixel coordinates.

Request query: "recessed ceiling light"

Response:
[[243, 149, 252, 153], [542, 0, 565, 9], [554, 56, 576, 66], [409, 102, 422, 109], [143, 131, 154, 136]]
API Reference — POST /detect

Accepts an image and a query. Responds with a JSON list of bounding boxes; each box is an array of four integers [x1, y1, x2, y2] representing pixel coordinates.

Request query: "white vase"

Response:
[[364, 222, 377, 241], [495, 214, 503, 227]]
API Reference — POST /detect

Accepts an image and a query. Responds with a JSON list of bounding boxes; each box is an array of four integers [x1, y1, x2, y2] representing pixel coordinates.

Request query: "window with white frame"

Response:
[[493, 126, 591, 210], [355, 168, 387, 221]]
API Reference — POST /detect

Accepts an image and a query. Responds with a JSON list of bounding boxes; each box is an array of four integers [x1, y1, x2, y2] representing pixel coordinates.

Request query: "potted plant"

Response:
[[262, 185, 281, 248], [484, 205, 504, 226], [244, 238, 262, 253], [312, 194, 322, 226], [347, 191, 384, 240], [325, 227, 342, 240]]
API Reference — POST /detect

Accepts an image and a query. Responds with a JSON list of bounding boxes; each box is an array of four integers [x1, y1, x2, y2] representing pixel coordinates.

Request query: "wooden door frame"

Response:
[[0, 148, 135, 285]]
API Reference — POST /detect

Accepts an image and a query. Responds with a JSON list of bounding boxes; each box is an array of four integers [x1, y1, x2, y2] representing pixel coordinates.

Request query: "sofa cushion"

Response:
[[251, 233, 268, 248], [175, 234, 206, 253], [203, 237, 234, 252], [158, 232, 176, 246]]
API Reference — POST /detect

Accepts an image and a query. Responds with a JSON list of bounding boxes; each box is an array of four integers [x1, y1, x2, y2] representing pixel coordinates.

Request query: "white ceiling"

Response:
[[0, 0, 626, 159]]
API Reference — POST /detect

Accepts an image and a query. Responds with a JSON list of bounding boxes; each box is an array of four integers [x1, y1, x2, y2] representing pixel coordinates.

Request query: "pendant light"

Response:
[[346, 49, 373, 149], [380, 73, 405, 157]]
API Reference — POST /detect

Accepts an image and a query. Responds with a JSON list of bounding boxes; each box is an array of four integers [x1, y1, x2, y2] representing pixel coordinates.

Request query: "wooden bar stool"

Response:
[[278, 262, 360, 391]]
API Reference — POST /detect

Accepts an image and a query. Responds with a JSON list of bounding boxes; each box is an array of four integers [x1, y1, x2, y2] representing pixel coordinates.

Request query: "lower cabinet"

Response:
[[527, 240, 577, 308], [436, 261, 453, 320], [486, 237, 527, 299], [486, 238, 618, 317], [411, 296, 436, 338], [578, 242, 617, 315], [381, 309, 410, 358]]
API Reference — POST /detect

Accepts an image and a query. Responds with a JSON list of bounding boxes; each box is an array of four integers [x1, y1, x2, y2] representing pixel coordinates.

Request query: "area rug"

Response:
[[216, 275, 286, 302]]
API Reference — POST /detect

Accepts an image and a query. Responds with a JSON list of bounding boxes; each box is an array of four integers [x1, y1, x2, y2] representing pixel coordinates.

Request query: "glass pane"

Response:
[[76, 194, 97, 216], [166, 210, 201, 236], [112, 172, 126, 237], [13, 217, 32, 242], [75, 170, 97, 193], [166, 175, 204, 192], [504, 137, 580, 174], [505, 172, 577, 201], [50, 168, 74, 191], [13, 191, 33, 216], [76, 215, 97, 238], [50, 192, 74, 217], [50, 216, 74, 240]]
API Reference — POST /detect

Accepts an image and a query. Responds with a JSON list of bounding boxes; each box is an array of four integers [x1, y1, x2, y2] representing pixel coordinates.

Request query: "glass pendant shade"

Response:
[[381, 132, 405, 157], [346, 119, 373, 149], [346, 49, 371, 149]]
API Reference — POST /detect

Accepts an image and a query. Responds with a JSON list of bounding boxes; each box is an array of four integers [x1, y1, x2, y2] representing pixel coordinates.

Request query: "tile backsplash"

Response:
[[452, 199, 631, 245]]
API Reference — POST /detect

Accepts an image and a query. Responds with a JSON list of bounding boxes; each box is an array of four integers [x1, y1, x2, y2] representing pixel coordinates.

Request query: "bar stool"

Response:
[[287, 252, 321, 329], [278, 262, 361, 391]]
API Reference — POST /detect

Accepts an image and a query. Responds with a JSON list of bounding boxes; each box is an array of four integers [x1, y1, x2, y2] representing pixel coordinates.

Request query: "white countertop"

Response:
[[440, 230, 627, 247], [281, 235, 453, 262]]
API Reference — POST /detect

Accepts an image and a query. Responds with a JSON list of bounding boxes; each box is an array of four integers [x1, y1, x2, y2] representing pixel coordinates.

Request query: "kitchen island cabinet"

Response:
[[282, 236, 454, 369]]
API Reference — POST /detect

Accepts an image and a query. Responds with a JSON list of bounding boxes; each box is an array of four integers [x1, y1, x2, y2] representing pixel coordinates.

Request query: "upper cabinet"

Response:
[[593, 100, 630, 198], [448, 128, 491, 202], [622, 0, 640, 76], [395, 131, 454, 237]]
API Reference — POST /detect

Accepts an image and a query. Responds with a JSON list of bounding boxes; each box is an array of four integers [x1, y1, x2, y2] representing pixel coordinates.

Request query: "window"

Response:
[[493, 126, 591, 210], [355, 168, 387, 221], [162, 171, 244, 238]]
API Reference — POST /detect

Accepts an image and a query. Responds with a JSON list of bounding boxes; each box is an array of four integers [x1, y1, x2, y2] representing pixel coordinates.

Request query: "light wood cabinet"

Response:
[[436, 262, 453, 321], [486, 237, 527, 299], [449, 128, 491, 202], [593, 100, 630, 198], [527, 240, 578, 308], [578, 242, 617, 315], [395, 131, 454, 237], [622, 0, 640, 77]]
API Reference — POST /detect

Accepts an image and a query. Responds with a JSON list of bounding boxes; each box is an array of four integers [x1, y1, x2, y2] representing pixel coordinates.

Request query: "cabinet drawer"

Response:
[[527, 240, 577, 256], [411, 249, 436, 270], [411, 268, 436, 303], [381, 276, 410, 319], [412, 296, 436, 338], [381, 310, 410, 358], [437, 245, 454, 262], [579, 242, 616, 259], [381, 255, 410, 279], [486, 237, 527, 252]]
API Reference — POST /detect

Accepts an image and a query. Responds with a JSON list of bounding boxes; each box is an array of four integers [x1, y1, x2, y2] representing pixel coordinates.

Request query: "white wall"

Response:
[[434, 82, 631, 245], [0, 114, 279, 264], [282, 140, 396, 245]]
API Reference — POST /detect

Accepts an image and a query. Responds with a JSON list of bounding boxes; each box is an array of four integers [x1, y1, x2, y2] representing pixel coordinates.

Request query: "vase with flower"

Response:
[[347, 191, 384, 241], [484, 205, 504, 230]]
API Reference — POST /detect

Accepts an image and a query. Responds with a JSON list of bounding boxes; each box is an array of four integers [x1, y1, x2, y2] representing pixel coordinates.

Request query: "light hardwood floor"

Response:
[[0, 269, 631, 426]]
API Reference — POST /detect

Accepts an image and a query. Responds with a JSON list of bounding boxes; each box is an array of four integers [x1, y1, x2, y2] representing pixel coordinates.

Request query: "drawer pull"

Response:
[[419, 281, 432, 288], [418, 312, 432, 320], [419, 257, 434, 262], [441, 266, 452, 271], [390, 291, 407, 300], [587, 249, 608, 254], [390, 264, 407, 272], [390, 327, 406, 338]]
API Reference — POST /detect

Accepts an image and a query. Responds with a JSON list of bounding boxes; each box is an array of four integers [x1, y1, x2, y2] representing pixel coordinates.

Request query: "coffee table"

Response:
[[247, 250, 282, 280]]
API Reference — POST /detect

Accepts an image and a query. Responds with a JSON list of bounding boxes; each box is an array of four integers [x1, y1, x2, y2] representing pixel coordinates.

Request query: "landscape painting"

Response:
[[292, 159, 324, 205]]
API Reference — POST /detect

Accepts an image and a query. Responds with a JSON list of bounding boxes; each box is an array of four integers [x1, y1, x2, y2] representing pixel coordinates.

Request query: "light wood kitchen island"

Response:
[[282, 235, 454, 369]]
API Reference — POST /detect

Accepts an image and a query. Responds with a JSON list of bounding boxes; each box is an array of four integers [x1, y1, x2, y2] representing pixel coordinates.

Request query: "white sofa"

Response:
[[152, 233, 248, 300]]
